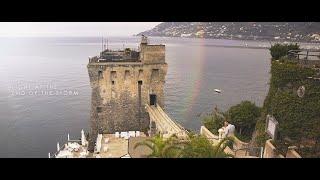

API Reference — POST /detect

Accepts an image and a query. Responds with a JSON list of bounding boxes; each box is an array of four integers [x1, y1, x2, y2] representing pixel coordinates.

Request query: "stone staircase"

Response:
[[146, 104, 188, 138], [200, 126, 260, 158]]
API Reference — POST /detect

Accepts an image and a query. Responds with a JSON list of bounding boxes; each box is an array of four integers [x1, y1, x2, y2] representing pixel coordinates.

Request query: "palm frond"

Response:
[[134, 141, 154, 151], [162, 144, 184, 158]]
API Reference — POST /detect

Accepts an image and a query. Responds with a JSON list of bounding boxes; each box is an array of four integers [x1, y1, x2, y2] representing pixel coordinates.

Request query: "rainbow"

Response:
[[182, 37, 206, 117]]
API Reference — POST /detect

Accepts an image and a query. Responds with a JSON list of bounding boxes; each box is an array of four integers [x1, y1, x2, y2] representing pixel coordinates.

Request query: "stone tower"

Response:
[[87, 36, 167, 141]]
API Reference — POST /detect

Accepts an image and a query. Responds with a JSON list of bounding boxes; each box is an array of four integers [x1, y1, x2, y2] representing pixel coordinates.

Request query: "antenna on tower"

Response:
[[107, 39, 109, 50], [103, 38, 106, 50], [101, 36, 104, 52]]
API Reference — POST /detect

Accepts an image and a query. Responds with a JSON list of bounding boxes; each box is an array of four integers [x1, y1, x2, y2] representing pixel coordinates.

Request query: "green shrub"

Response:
[[227, 101, 261, 139], [269, 43, 299, 60]]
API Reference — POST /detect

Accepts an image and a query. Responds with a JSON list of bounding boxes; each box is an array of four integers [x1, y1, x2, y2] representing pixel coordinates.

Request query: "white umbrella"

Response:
[[57, 142, 60, 152], [81, 129, 86, 146]]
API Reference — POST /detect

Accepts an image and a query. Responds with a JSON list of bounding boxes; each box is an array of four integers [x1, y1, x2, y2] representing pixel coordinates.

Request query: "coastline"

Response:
[[135, 35, 320, 47]]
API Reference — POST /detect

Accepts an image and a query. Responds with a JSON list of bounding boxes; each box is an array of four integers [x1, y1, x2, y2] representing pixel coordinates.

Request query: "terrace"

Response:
[[51, 130, 150, 158], [288, 49, 320, 61], [89, 48, 140, 63]]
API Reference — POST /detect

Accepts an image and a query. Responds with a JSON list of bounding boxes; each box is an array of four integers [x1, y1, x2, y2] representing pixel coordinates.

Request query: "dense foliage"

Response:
[[269, 43, 299, 60], [270, 60, 315, 88], [227, 101, 261, 139], [254, 59, 320, 157]]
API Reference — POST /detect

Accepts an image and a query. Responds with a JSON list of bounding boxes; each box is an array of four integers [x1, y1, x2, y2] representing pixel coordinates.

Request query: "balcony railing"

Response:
[[288, 49, 320, 60]]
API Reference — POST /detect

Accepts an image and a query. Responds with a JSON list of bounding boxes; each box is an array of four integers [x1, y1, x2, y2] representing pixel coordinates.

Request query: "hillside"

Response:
[[137, 22, 320, 42]]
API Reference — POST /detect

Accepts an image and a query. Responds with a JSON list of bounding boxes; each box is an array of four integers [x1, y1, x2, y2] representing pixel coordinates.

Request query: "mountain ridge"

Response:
[[137, 22, 320, 42]]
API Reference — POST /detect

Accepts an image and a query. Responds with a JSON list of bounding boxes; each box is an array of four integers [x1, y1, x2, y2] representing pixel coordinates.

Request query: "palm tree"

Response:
[[134, 134, 183, 158], [180, 135, 234, 158], [134, 133, 234, 158]]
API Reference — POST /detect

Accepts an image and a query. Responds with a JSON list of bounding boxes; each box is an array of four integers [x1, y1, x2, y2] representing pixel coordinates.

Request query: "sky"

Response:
[[0, 22, 161, 37]]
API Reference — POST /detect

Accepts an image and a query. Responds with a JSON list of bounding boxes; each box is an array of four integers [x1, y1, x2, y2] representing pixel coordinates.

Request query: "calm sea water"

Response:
[[0, 36, 275, 157]]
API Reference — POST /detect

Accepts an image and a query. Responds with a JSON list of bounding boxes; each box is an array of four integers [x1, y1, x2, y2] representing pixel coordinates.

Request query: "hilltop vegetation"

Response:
[[138, 22, 320, 42]]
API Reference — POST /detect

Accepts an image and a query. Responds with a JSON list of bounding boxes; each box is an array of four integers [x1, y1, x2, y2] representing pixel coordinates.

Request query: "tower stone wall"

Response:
[[87, 38, 167, 143]]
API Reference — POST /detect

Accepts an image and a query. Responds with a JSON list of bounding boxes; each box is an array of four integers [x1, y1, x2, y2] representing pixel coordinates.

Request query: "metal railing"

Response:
[[288, 49, 320, 60]]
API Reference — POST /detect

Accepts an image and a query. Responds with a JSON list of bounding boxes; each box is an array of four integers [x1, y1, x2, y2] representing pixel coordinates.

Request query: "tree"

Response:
[[202, 107, 226, 134], [180, 135, 234, 158], [134, 134, 183, 158], [227, 101, 261, 139]]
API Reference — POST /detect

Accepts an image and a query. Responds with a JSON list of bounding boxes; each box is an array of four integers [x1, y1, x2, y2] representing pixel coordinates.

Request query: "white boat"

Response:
[[214, 89, 221, 93]]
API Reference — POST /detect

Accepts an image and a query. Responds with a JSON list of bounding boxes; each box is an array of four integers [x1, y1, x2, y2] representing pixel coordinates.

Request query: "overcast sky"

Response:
[[0, 22, 161, 37]]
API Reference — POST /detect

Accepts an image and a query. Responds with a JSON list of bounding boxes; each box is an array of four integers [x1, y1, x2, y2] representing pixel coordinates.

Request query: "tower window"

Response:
[[125, 70, 130, 81], [111, 71, 117, 84], [111, 71, 117, 78], [138, 80, 143, 85], [138, 69, 143, 79], [96, 107, 102, 113], [98, 70, 103, 78]]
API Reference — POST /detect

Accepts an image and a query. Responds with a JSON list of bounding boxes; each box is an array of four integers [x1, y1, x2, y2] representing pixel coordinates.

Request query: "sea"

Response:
[[0, 36, 318, 157]]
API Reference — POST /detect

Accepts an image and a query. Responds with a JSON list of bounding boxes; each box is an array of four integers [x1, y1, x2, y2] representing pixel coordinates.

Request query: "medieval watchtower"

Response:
[[87, 36, 167, 139]]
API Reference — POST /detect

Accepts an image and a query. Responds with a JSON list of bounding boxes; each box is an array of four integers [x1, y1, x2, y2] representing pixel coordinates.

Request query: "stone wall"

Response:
[[263, 139, 292, 158], [263, 139, 280, 158], [286, 146, 302, 158], [87, 62, 167, 135], [262, 139, 302, 158]]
